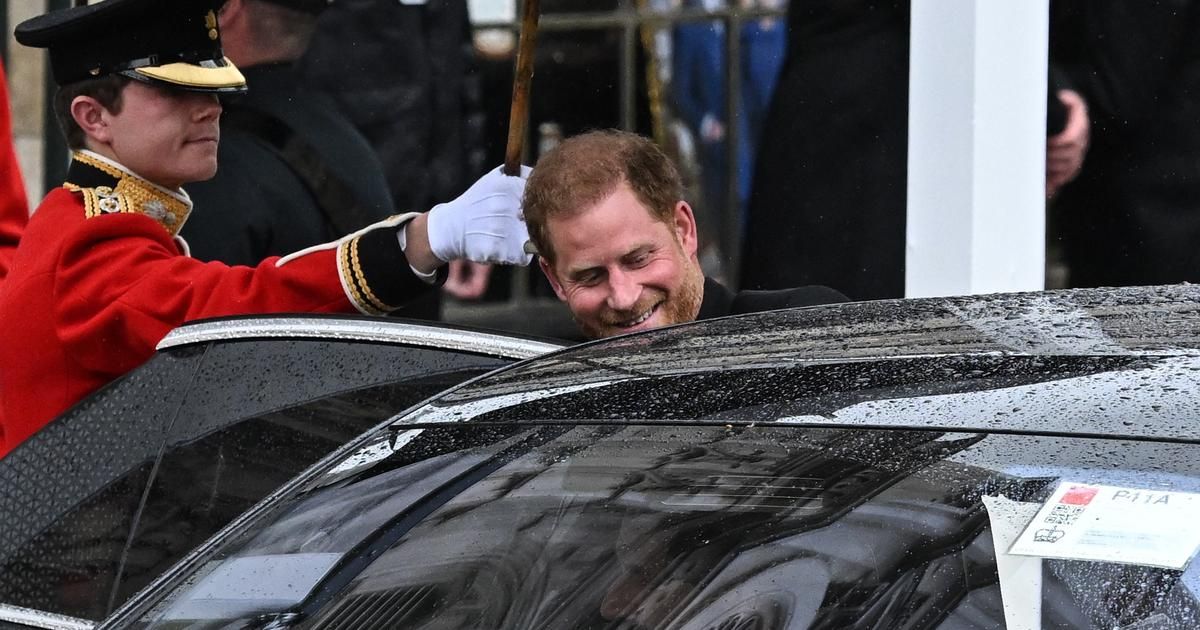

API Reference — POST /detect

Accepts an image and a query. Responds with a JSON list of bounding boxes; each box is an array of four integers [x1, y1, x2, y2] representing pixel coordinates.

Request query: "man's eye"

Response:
[[624, 248, 652, 265], [576, 273, 602, 286]]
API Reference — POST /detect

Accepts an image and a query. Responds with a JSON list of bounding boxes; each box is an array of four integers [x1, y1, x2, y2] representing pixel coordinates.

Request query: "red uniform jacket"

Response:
[[0, 151, 433, 455], [0, 59, 28, 281]]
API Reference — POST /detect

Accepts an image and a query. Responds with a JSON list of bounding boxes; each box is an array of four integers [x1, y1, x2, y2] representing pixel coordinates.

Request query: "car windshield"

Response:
[[128, 423, 1200, 629]]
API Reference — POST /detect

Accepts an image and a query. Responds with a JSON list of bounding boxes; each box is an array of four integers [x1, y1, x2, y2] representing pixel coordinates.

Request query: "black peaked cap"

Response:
[[15, 0, 246, 92]]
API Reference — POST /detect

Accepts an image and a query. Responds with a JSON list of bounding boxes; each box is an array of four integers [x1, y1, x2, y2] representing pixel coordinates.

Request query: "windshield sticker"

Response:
[[1009, 482, 1200, 570]]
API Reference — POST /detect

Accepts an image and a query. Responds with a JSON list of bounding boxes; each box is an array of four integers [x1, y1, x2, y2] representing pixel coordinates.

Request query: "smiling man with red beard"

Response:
[[525, 129, 847, 340]]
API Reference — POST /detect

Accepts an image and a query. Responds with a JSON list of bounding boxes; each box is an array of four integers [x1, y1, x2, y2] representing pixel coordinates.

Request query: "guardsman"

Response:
[[0, 0, 532, 456]]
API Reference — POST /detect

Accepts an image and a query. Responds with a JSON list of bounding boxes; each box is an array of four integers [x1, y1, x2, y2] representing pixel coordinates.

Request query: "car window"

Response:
[[126, 424, 1200, 629], [0, 347, 203, 623], [0, 338, 510, 622]]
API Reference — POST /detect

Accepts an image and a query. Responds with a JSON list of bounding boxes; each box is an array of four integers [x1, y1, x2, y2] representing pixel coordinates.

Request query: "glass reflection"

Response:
[[138, 425, 1200, 629]]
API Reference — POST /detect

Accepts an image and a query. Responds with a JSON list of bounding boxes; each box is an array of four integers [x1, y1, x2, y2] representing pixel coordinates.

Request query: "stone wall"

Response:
[[7, 0, 48, 207]]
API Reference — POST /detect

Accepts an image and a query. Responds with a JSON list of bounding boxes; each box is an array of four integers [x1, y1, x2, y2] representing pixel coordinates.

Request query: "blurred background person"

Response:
[[183, 0, 396, 272], [671, 0, 786, 278], [740, 0, 787, 158], [0, 57, 27, 282], [1049, 0, 1200, 288], [672, 0, 744, 264], [299, 0, 486, 315], [739, 0, 910, 301]]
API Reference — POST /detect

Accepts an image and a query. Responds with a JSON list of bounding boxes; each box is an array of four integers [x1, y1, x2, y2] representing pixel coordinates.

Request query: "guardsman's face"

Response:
[[102, 81, 222, 189], [539, 181, 705, 339]]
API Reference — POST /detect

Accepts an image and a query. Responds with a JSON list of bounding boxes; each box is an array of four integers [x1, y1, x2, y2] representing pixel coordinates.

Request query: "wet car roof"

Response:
[[392, 285, 1200, 443], [560, 283, 1200, 362], [95, 285, 1200, 628]]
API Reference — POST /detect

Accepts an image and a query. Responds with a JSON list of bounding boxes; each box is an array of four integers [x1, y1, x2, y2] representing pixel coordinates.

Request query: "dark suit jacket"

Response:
[[1050, 0, 1200, 287], [697, 277, 849, 320], [739, 0, 910, 301]]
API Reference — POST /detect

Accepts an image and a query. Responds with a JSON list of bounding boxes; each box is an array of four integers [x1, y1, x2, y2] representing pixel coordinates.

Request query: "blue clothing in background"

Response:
[[672, 11, 787, 226], [741, 14, 787, 199]]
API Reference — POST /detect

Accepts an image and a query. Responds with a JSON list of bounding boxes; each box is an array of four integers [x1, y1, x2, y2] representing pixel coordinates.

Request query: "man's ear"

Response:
[[538, 256, 569, 301], [218, 0, 245, 25], [673, 201, 699, 257], [70, 96, 113, 146]]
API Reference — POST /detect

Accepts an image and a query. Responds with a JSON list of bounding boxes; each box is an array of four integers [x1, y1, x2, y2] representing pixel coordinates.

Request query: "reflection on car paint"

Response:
[[135, 425, 1200, 629]]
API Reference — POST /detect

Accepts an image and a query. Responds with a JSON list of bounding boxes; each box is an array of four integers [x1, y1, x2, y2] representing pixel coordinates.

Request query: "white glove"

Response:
[[427, 165, 534, 266]]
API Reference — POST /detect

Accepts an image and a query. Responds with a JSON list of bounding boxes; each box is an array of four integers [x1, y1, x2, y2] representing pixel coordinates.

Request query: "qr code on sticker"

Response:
[[1045, 504, 1084, 525]]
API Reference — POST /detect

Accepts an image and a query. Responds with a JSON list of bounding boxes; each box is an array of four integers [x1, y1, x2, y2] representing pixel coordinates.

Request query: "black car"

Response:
[[8, 286, 1200, 629], [0, 316, 562, 628]]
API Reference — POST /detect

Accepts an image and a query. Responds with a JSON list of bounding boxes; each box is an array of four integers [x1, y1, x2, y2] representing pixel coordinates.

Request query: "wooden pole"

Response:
[[503, 0, 540, 176]]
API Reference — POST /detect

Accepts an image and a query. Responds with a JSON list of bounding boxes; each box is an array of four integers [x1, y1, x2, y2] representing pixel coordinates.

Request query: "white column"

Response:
[[905, 0, 1049, 298]]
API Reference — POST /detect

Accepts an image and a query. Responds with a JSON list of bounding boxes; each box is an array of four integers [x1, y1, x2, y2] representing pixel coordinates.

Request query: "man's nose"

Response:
[[194, 94, 222, 120], [606, 269, 641, 311]]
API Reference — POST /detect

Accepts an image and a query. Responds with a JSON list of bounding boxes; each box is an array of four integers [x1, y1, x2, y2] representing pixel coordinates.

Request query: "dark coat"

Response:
[[184, 63, 394, 266], [296, 0, 480, 321], [1050, 0, 1200, 287], [697, 277, 849, 320], [738, 0, 910, 301], [298, 0, 481, 212]]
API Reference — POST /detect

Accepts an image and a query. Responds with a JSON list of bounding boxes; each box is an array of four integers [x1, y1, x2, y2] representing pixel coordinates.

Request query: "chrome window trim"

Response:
[[156, 317, 565, 359], [0, 604, 93, 630]]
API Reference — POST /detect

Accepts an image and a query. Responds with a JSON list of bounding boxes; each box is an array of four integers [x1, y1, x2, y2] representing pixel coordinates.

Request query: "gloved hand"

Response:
[[427, 165, 533, 266]]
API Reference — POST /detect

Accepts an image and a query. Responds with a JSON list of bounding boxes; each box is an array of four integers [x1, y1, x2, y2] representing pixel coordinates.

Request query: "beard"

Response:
[[663, 260, 704, 325], [578, 260, 705, 339]]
